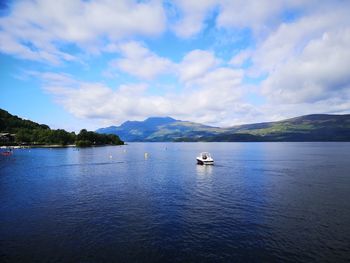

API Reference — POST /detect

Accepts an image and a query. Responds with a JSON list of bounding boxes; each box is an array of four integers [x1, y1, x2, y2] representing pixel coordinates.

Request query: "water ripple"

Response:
[[1, 143, 350, 262]]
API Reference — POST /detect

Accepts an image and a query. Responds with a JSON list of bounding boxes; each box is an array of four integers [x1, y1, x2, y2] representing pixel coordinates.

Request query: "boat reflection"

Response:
[[196, 164, 213, 177]]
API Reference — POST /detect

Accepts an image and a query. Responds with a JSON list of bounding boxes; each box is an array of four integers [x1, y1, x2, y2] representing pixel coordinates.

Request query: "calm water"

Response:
[[1, 142, 350, 262]]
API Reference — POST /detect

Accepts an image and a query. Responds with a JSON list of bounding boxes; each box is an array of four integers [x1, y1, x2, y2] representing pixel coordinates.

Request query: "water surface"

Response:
[[1, 142, 350, 262]]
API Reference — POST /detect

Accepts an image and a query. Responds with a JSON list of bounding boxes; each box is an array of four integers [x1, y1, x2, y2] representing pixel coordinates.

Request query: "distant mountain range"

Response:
[[96, 114, 350, 142]]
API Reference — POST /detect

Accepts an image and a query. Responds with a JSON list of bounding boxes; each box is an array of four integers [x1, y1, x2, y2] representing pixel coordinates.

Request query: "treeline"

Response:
[[0, 108, 123, 146], [75, 129, 123, 147], [12, 128, 123, 146], [15, 128, 75, 145]]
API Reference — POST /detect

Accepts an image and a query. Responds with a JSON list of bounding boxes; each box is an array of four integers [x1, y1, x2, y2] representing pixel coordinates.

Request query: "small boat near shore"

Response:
[[1, 150, 13, 156], [196, 152, 214, 165]]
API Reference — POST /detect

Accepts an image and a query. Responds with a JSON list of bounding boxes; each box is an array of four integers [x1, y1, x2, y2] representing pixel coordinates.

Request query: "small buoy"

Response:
[[109, 155, 113, 159], [144, 152, 149, 159]]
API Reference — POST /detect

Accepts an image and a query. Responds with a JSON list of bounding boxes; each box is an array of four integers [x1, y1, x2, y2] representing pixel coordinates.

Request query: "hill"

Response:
[[0, 108, 124, 146], [96, 117, 222, 142], [210, 114, 350, 142], [0, 108, 50, 132], [97, 114, 350, 142]]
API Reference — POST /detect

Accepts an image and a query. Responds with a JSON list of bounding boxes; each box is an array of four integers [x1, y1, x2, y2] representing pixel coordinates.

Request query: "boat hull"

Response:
[[1, 151, 12, 156], [196, 158, 214, 165]]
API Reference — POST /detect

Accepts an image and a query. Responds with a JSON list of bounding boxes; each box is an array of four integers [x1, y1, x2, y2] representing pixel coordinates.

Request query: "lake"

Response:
[[1, 142, 350, 262]]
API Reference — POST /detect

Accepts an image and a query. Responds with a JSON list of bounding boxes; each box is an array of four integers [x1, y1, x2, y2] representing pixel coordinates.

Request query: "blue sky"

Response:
[[1, 0, 350, 131]]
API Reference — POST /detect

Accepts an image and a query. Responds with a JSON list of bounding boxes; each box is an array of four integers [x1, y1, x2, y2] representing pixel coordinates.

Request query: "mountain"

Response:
[[204, 114, 350, 142], [97, 117, 177, 141], [97, 114, 350, 142], [96, 117, 222, 142]]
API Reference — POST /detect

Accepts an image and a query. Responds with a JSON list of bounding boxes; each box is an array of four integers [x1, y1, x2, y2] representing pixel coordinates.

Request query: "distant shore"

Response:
[[1, 144, 124, 149]]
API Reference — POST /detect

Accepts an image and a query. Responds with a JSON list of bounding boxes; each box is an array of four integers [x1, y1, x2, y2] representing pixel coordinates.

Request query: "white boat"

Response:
[[196, 152, 214, 165]]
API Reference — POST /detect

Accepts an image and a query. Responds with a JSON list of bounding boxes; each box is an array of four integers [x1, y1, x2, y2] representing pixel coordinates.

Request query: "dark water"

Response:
[[1, 142, 350, 262]]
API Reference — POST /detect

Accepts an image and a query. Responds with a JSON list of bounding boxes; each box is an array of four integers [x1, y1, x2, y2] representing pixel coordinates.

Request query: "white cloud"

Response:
[[100, 46, 245, 126], [193, 67, 243, 90], [236, 3, 350, 110], [255, 97, 350, 124], [4, 0, 350, 128], [171, 0, 216, 38], [33, 66, 245, 127], [170, 0, 322, 38], [229, 49, 252, 67], [0, 0, 166, 63], [28, 71, 78, 86], [217, 0, 286, 31], [178, 49, 218, 82], [250, 7, 350, 75], [261, 29, 350, 104], [109, 41, 174, 80]]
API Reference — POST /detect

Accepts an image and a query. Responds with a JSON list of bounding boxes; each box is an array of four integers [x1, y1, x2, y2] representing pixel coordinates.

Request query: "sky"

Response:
[[1, 0, 350, 132]]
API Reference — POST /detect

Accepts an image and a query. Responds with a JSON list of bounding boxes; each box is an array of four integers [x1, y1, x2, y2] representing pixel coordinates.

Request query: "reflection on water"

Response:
[[1, 142, 350, 262], [195, 164, 213, 177]]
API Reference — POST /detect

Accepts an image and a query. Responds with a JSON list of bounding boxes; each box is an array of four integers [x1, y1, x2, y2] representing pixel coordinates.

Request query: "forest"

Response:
[[0, 109, 123, 146]]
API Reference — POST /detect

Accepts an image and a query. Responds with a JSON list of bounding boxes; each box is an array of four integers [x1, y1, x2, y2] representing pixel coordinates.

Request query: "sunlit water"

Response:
[[1, 142, 350, 262]]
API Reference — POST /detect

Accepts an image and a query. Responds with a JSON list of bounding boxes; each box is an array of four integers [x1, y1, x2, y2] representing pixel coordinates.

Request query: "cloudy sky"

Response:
[[1, 0, 350, 131]]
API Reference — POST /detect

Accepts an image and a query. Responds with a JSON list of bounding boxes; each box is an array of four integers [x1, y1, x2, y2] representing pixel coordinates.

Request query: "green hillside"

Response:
[[97, 114, 350, 142], [0, 108, 124, 146], [97, 117, 222, 142], [201, 114, 350, 142], [0, 108, 50, 132]]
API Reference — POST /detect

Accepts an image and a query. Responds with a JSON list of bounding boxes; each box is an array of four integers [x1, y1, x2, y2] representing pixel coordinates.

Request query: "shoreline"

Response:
[[1, 144, 124, 149]]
